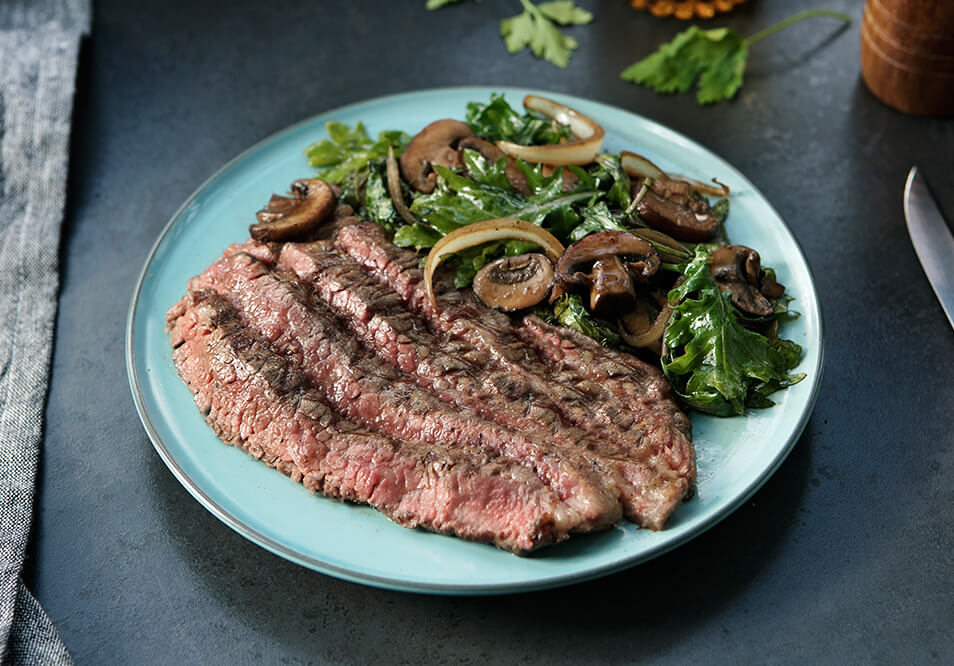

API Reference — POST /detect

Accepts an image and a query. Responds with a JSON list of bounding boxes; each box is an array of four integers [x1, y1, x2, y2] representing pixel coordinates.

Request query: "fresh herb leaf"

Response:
[[410, 164, 594, 235], [662, 249, 804, 415], [621, 25, 747, 105], [568, 201, 629, 242], [460, 149, 511, 191], [364, 167, 398, 231], [501, 0, 593, 69], [465, 93, 570, 145], [305, 122, 408, 184], [426, 0, 474, 8], [621, 9, 851, 104], [589, 155, 633, 210], [393, 224, 442, 251], [537, 294, 622, 347]]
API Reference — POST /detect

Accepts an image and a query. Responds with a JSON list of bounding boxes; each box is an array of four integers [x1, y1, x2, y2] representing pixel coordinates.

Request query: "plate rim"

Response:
[[125, 85, 826, 595]]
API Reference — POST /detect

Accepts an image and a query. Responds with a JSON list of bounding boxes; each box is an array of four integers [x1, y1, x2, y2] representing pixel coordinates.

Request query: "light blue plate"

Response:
[[126, 87, 824, 594]]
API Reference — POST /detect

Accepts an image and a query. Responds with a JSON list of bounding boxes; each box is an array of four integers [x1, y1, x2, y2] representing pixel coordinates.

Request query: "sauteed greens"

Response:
[[303, 94, 804, 416]]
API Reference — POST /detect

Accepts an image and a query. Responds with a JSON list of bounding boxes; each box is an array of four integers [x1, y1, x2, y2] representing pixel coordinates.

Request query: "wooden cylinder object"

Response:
[[860, 0, 954, 116]]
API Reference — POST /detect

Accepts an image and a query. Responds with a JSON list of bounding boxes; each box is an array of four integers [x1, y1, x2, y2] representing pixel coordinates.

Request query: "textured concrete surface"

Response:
[[31, 0, 953, 662]]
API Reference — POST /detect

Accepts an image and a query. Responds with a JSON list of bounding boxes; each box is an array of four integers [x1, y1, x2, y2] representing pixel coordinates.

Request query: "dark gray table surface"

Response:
[[32, 0, 953, 662]]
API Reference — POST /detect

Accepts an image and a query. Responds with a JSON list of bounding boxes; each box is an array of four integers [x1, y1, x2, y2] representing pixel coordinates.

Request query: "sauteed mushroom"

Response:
[[400, 119, 474, 193], [635, 178, 720, 242], [250, 178, 336, 242], [555, 231, 660, 314], [708, 244, 784, 318], [472, 253, 554, 311]]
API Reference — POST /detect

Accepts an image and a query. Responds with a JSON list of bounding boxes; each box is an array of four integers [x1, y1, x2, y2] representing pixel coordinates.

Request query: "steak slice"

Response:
[[167, 292, 571, 553], [516, 315, 695, 487], [334, 222, 695, 529], [185, 250, 624, 532], [277, 240, 668, 523]]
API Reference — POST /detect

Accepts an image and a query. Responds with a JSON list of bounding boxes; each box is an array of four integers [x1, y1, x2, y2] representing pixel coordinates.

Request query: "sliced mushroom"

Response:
[[708, 244, 784, 318], [555, 231, 661, 315], [250, 178, 336, 242], [400, 119, 474, 194], [423, 218, 565, 311], [635, 178, 720, 242], [472, 253, 554, 311], [589, 255, 635, 313], [458, 136, 531, 195]]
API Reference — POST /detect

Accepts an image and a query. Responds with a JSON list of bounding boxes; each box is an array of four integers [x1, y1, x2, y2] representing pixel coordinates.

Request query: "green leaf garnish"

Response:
[[304, 122, 408, 184], [662, 249, 804, 415], [536, 294, 622, 348], [568, 201, 630, 242], [409, 164, 594, 235], [393, 224, 443, 251], [501, 0, 593, 68], [425, 0, 471, 8], [466, 93, 571, 145], [621, 9, 851, 105]]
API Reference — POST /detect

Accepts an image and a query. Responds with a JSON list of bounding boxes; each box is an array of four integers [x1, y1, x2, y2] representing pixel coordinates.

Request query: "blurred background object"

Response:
[[860, 0, 954, 116], [629, 0, 747, 20]]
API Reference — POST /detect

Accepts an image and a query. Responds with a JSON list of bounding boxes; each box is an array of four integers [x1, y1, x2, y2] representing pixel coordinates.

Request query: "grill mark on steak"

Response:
[[334, 222, 695, 528], [186, 250, 624, 532], [517, 316, 696, 489], [166, 292, 572, 553], [277, 240, 671, 524]]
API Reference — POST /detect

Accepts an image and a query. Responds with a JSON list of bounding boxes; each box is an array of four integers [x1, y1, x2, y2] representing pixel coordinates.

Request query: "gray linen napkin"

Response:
[[1, 1, 90, 663]]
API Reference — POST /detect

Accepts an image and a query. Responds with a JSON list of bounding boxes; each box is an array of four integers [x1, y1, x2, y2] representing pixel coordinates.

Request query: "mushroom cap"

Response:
[[708, 244, 777, 318], [472, 253, 554, 311], [250, 178, 336, 242], [556, 231, 660, 287], [635, 180, 719, 242], [555, 231, 661, 315], [400, 119, 474, 194]]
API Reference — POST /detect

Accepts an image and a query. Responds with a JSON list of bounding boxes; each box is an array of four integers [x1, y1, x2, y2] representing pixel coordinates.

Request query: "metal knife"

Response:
[[903, 166, 954, 332]]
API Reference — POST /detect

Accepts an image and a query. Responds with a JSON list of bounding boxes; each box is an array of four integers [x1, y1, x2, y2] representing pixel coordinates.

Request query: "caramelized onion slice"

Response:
[[386, 146, 419, 226], [621, 150, 731, 197], [423, 218, 565, 311], [497, 95, 605, 166], [619, 150, 667, 180], [668, 174, 730, 198], [619, 300, 672, 352]]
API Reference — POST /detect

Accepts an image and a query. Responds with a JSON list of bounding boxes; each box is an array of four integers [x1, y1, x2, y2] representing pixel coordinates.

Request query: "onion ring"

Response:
[[621, 150, 731, 197], [497, 95, 605, 166], [423, 218, 565, 311]]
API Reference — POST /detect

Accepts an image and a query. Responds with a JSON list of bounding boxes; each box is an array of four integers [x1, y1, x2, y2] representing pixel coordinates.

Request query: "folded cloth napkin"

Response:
[[1, 1, 90, 663]]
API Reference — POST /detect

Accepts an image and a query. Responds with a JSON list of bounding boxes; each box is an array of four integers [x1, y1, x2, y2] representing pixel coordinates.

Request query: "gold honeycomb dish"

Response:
[[629, 0, 747, 20]]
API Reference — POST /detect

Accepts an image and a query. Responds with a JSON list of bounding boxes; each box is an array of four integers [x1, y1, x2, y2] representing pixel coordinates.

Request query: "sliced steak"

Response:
[[167, 292, 571, 553], [185, 250, 623, 532], [277, 240, 668, 524], [334, 221, 695, 528]]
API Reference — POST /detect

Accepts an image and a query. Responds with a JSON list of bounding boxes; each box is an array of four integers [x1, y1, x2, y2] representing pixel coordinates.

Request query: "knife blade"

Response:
[[903, 166, 954, 332]]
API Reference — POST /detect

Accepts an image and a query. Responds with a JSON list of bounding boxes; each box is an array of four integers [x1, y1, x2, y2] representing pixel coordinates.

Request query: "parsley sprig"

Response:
[[428, 0, 593, 68], [621, 9, 851, 104]]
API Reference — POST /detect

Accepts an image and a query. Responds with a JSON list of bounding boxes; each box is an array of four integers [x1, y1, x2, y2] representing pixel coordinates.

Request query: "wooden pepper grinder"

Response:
[[860, 0, 954, 116]]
